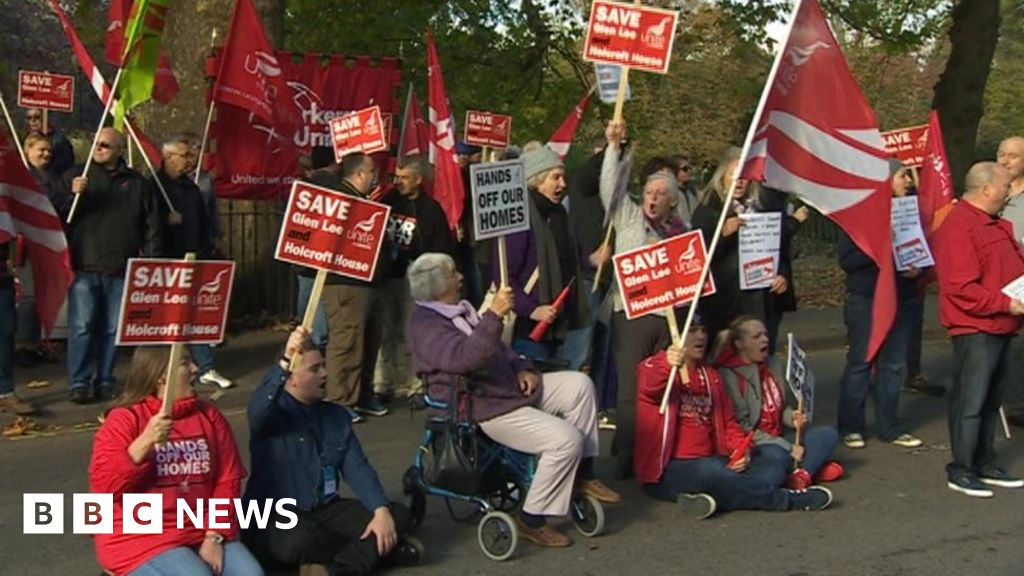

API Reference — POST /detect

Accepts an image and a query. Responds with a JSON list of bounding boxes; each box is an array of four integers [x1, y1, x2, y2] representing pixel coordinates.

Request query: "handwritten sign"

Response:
[[738, 212, 781, 290], [583, 0, 679, 75], [891, 196, 934, 271]]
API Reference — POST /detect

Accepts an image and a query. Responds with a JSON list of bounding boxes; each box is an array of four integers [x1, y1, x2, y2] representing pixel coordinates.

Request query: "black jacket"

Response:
[[837, 230, 918, 301], [382, 187, 456, 279], [57, 159, 161, 274], [568, 150, 606, 280], [155, 170, 211, 259], [324, 179, 386, 287]]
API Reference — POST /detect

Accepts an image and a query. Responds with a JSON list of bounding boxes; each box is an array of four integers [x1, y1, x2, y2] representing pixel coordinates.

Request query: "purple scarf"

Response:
[[644, 213, 688, 240], [416, 299, 480, 336]]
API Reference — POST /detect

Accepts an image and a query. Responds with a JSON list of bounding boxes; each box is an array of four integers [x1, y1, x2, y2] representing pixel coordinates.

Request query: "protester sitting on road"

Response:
[[407, 252, 621, 548], [599, 119, 689, 479], [88, 347, 260, 576], [714, 316, 844, 489], [836, 160, 925, 450], [636, 309, 834, 516], [243, 326, 422, 574]]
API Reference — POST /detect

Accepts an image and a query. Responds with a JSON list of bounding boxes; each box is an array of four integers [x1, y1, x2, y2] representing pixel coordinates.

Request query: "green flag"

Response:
[[113, 0, 170, 130]]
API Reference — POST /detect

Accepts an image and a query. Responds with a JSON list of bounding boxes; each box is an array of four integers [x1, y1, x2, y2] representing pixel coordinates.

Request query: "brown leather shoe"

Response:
[[0, 394, 35, 416], [578, 479, 622, 504], [515, 517, 572, 548]]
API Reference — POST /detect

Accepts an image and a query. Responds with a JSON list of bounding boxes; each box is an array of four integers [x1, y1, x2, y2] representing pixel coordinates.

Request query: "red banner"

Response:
[[17, 70, 75, 113], [331, 105, 389, 161], [881, 124, 929, 168], [583, 1, 679, 74], [209, 53, 401, 199], [612, 230, 716, 320], [275, 181, 390, 281], [117, 259, 236, 345], [464, 110, 512, 149]]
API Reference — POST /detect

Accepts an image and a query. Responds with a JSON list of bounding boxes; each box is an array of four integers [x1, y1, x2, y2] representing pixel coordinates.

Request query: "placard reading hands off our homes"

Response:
[[470, 159, 530, 241]]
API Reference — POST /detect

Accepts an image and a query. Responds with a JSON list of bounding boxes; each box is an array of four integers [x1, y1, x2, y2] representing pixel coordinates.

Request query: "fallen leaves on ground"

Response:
[[2, 416, 60, 438], [793, 254, 845, 309], [26, 380, 51, 389]]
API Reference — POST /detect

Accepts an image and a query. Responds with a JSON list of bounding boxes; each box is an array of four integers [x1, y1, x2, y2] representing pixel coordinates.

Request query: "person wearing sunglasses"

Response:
[[56, 127, 162, 404], [669, 153, 700, 219], [24, 108, 75, 176]]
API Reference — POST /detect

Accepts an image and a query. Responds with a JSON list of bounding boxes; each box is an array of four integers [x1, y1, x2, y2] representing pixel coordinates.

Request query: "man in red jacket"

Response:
[[635, 311, 833, 517], [933, 161, 1024, 498]]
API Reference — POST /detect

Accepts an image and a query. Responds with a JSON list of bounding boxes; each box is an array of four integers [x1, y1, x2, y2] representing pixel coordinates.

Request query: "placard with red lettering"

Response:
[[117, 259, 236, 345], [583, 0, 679, 75], [275, 180, 391, 281], [613, 230, 716, 320], [329, 105, 389, 162], [464, 111, 513, 149], [881, 125, 929, 168], [17, 70, 75, 113]]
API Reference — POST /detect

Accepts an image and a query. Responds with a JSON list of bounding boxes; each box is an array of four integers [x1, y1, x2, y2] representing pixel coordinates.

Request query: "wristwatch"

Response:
[[205, 533, 225, 544]]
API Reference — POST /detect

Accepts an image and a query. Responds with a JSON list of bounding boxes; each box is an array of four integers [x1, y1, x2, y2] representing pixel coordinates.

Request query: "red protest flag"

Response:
[[0, 130, 73, 336], [426, 33, 466, 232], [547, 89, 593, 159], [917, 110, 955, 236], [741, 0, 896, 361], [105, 0, 180, 104], [399, 86, 430, 159]]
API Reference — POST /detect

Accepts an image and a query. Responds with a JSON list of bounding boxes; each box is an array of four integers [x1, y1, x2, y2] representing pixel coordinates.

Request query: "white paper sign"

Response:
[[595, 64, 632, 104], [891, 196, 935, 271], [785, 333, 814, 423], [470, 159, 531, 241], [1002, 275, 1024, 301], [738, 212, 782, 290]]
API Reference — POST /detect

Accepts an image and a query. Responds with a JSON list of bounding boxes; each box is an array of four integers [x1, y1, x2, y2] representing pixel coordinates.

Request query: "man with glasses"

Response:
[[55, 127, 161, 404], [670, 153, 699, 219], [25, 108, 75, 176]]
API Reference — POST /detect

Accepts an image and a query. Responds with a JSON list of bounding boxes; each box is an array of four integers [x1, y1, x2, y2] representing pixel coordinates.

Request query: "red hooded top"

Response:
[[635, 351, 747, 484], [89, 395, 247, 576], [714, 343, 786, 437]]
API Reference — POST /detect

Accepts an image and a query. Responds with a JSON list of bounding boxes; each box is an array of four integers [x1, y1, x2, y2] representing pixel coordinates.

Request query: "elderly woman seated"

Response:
[[405, 252, 621, 549]]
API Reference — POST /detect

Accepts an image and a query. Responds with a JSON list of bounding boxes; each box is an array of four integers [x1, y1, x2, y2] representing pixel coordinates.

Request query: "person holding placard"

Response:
[[836, 160, 926, 450], [89, 347, 261, 576], [24, 107, 75, 176], [635, 310, 833, 516], [599, 121, 690, 478], [714, 316, 843, 490], [932, 162, 1024, 497]]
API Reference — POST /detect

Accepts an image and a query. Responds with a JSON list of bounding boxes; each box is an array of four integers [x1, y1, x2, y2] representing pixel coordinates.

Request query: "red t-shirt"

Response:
[[673, 368, 716, 459], [758, 372, 784, 437]]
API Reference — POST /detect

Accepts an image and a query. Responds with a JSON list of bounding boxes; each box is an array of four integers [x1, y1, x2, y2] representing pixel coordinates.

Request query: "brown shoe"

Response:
[[515, 517, 572, 548], [0, 394, 35, 416], [578, 479, 622, 504], [297, 564, 330, 576]]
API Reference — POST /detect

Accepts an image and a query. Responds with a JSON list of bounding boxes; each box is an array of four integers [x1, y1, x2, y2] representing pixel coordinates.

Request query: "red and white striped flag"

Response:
[[547, 89, 593, 159], [0, 129, 73, 336], [426, 33, 466, 232]]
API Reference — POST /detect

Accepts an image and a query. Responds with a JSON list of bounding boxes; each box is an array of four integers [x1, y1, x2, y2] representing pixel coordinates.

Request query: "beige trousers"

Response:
[[371, 278, 418, 395]]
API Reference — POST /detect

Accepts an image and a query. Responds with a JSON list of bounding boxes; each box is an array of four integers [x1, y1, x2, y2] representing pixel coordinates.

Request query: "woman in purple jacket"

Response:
[[406, 253, 620, 549]]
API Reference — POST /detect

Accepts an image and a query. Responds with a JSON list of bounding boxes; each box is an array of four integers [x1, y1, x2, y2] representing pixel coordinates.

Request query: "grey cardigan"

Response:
[[719, 358, 796, 451]]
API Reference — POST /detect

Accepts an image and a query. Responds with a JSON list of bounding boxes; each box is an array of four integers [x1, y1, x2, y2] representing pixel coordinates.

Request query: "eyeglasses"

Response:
[[679, 165, 692, 173]]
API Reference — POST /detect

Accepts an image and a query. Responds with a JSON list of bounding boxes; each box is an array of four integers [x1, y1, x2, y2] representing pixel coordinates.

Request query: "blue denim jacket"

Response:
[[244, 366, 389, 513]]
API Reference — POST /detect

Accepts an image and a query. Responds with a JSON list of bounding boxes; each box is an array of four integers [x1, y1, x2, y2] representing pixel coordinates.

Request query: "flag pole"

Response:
[[397, 83, 414, 162], [659, 0, 807, 414], [68, 66, 126, 224], [592, 65, 631, 294], [0, 89, 28, 168], [124, 119, 175, 211], [162, 252, 197, 415], [195, 27, 219, 184]]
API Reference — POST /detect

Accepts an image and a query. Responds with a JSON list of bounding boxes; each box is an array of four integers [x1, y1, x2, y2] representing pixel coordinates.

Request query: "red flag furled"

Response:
[[741, 0, 895, 360], [547, 90, 593, 159], [400, 87, 430, 159], [917, 110, 955, 235], [49, 0, 162, 166], [105, 0, 180, 103], [426, 33, 466, 231], [0, 130, 73, 336]]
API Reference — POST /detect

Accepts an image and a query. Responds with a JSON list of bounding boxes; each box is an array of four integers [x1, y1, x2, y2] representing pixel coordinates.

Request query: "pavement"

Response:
[[1, 296, 1022, 575]]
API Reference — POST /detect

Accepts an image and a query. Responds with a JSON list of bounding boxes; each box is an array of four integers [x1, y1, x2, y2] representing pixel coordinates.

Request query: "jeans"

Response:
[[947, 333, 1012, 479], [757, 426, 839, 476], [557, 278, 608, 375], [837, 292, 913, 441], [295, 274, 328, 348], [905, 291, 925, 377], [643, 449, 790, 512], [0, 277, 15, 395], [67, 272, 124, 390], [188, 344, 215, 374], [126, 542, 263, 576]]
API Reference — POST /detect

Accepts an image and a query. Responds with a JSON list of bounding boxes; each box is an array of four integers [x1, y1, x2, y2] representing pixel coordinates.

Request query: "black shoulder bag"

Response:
[[426, 375, 482, 494]]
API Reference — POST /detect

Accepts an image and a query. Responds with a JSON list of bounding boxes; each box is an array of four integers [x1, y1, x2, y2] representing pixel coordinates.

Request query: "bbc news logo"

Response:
[[23, 494, 298, 534]]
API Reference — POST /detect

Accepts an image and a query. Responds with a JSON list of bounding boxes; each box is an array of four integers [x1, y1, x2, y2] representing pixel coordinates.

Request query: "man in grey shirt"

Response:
[[996, 136, 1024, 427]]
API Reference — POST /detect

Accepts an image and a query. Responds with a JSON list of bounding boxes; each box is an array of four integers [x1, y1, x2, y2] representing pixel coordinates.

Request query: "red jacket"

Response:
[[635, 351, 747, 484], [933, 200, 1024, 336], [89, 395, 247, 576]]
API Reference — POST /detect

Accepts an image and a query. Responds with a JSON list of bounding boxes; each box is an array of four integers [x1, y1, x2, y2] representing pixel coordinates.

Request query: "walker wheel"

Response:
[[477, 511, 518, 561]]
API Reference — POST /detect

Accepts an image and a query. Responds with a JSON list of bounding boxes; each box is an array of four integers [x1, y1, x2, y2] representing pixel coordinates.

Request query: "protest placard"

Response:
[[329, 105, 388, 162], [595, 64, 631, 104], [881, 125, 929, 168], [464, 110, 513, 149], [785, 333, 815, 423], [613, 230, 716, 320], [116, 259, 235, 346], [17, 70, 75, 113], [891, 196, 935, 271], [738, 212, 781, 290], [583, 0, 680, 74], [1002, 275, 1024, 301], [470, 159, 530, 242]]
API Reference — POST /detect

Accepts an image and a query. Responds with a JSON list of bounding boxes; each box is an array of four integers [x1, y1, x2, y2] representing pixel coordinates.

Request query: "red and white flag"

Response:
[[105, 0, 180, 103], [547, 89, 593, 159], [742, 0, 895, 360], [917, 110, 955, 236], [426, 33, 466, 232], [399, 87, 430, 159], [0, 129, 73, 336], [49, 0, 162, 165]]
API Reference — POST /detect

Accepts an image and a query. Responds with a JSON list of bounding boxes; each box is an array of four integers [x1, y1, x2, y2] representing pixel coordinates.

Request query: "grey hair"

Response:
[[964, 161, 1006, 195], [397, 155, 431, 180], [527, 169, 557, 189], [161, 135, 192, 157], [644, 172, 682, 208], [407, 253, 457, 302], [698, 146, 742, 207]]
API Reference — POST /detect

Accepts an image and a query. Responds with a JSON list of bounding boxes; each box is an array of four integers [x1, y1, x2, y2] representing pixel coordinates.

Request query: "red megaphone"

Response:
[[529, 277, 576, 342]]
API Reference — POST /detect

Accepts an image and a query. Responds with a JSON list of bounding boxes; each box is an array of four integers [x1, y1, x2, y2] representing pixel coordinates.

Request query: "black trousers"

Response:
[[948, 333, 1012, 479], [243, 499, 412, 576]]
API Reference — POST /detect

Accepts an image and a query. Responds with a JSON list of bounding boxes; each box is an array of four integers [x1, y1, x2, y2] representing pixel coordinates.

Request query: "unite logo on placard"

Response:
[[347, 212, 383, 249], [674, 238, 702, 275], [642, 16, 671, 50], [195, 270, 228, 311]]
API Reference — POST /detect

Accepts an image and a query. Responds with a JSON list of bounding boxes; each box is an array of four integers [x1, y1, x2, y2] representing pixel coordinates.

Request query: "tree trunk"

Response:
[[931, 0, 1001, 192]]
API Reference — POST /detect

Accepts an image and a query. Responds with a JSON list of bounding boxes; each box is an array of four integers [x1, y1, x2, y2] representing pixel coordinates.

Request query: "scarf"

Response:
[[527, 189, 587, 340], [714, 343, 784, 435], [416, 299, 480, 336], [644, 212, 688, 241]]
